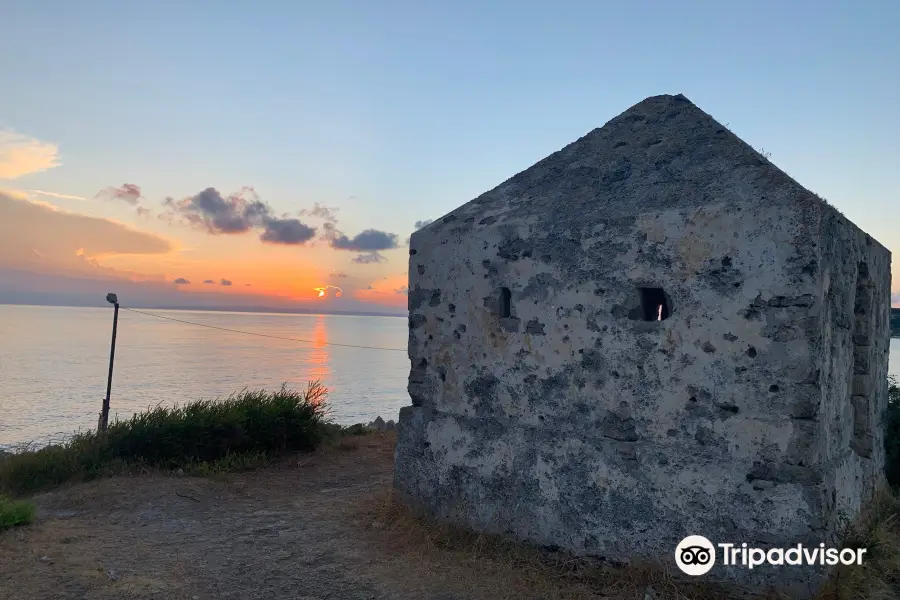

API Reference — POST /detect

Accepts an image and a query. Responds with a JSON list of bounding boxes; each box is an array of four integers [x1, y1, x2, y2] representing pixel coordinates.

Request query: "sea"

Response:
[[1, 304, 899, 449], [0, 304, 409, 448]]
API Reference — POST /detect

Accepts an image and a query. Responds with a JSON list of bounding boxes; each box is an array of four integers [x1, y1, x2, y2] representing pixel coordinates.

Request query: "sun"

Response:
[[313, 285, 342, 298]]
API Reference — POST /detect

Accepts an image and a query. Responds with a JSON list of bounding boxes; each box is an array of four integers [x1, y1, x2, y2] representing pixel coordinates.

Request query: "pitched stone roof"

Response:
[[425, 94, 822, 232]]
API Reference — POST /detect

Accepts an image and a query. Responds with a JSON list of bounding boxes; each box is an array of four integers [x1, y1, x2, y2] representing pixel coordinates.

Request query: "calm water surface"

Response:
[[1, 304, 899, 448], [0, 305, 409, 447]]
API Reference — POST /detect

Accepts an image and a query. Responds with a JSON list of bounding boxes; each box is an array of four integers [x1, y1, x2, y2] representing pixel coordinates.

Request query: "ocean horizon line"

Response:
[[0, 301, 406, 319]]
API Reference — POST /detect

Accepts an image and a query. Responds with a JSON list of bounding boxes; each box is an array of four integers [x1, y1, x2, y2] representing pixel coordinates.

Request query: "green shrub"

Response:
[[886, 376, 900, 487], [0, 382, 329, 496], [0, 495, 35, 531], [101, 382, 327, 465]]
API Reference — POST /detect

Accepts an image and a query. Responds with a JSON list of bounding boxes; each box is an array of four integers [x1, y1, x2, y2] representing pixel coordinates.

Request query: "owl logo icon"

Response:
[[675, 535, 716, 575]]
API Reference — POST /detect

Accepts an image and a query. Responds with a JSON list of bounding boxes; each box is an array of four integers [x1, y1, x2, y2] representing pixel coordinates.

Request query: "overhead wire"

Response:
[[120, 307, 407, 352]]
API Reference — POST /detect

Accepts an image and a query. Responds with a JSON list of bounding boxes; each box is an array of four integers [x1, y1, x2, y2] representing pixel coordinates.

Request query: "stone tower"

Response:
[[395, 94, 891, 595]]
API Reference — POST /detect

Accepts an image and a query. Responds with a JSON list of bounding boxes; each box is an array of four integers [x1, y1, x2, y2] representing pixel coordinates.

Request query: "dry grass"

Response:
[[358, 487, 741, 600], [329, 428, 395, 454], [0, 431, 402, 600], [337, 436, 364, 451], [4, 425, 899, 600], [356, 472, 900, 599], [817, 488, 900, 600]]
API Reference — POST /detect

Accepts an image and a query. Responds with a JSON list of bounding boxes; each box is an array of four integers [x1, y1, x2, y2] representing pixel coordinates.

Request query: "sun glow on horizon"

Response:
[[313, 285, 342, 298]]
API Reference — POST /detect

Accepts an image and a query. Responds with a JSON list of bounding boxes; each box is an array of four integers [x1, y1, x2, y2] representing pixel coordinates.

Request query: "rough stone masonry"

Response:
[[394, 94, 892, 596]]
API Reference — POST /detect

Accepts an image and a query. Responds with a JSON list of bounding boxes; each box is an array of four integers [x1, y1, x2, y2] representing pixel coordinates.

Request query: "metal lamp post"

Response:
[[100, 292, 119, 432]]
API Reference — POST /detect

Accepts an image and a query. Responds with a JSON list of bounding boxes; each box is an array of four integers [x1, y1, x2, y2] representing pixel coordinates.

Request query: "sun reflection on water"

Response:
[[300, 316, 331, 395]]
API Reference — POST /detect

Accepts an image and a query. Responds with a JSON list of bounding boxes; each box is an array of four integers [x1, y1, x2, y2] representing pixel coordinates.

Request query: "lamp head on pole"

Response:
[[106, 293, 118, 305]]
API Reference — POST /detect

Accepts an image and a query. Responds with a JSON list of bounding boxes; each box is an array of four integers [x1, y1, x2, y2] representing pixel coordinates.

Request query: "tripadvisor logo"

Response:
[[674, 535, 868, 575], [675, 535, 716, 575]]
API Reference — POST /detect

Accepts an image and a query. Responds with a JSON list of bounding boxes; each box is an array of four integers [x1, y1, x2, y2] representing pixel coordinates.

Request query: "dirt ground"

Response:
[[0, 433, 728, 600]]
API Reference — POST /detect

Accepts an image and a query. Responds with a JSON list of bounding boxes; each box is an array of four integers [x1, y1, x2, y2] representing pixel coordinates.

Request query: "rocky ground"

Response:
[[1, 433, 400, 600], [0, 429, 844, 600], [1, 431, 641, 600]]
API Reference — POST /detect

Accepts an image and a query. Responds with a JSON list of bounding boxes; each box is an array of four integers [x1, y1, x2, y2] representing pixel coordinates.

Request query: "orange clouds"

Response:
[[0, 185, 412, 313], [0, 131, 60, 179], [0, 191, 172, 277]]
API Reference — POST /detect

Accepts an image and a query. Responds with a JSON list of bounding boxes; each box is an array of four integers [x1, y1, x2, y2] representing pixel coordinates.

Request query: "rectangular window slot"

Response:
[[499, 287, 511, 318], [639, 287, 670, 321]]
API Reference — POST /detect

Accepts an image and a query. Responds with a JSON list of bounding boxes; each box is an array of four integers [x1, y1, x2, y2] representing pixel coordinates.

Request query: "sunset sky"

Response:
[[2, 1, 898, 314]]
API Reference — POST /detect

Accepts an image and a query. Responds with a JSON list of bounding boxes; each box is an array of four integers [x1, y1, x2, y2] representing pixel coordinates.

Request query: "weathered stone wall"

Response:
[[817, 203, 891, 535], [394, 94, 891, 596]]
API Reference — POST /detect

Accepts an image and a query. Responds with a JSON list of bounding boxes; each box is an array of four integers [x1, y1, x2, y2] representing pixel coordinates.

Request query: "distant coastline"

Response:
[[0, 301, 405, 319]]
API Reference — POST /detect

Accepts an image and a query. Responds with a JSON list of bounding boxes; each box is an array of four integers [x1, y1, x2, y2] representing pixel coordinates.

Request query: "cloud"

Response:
[[244, 283, 252, 287], [329, 228, 398, 265], [331, 229, 399, 252], [164, 187, 318, 245], [892, 291, 900, 306], [260, 217, 317, 245], [97, 183, 142, 205], [405, 218, 436, 245], [395, 286, 409, 295], [331, 272, 348, 279], [220, 279, 233, 286], [352, 252, 387, 264], [0, 191, 172, 278], [26, 190, 88, 201], [0, 267, 396, 315], [321, 222, 339, 241], [0, 131, 60, 179], [299, 202, 339, 224], [164, 187, 269, 234], [202, 279, 215, 284], [364, 284, 374, 290], [161, 187, 402, 260], [173, 277, 190, 285], [136, 206, 152, 217]]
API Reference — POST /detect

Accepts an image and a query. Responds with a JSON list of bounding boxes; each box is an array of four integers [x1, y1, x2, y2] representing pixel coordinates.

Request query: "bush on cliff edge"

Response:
[[0, 382, 329, 497]]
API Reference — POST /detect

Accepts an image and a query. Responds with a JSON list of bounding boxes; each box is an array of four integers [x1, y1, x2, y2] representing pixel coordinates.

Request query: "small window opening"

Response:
[[499, 287, 512, 318], [639, 287, 670, 321]]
